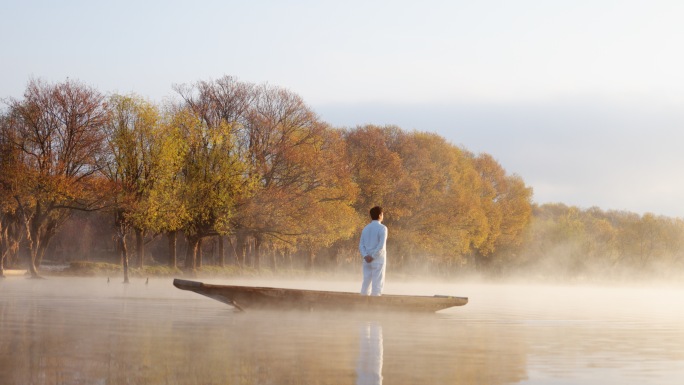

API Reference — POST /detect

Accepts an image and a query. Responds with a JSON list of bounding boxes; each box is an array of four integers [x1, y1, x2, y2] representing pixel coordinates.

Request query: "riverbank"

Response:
[[14, 260, 361, 281], [10, 260, 684, 287], [2, 269, 28, 276]]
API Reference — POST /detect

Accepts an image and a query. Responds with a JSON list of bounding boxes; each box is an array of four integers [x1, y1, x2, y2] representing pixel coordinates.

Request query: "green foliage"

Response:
[[172, 104, 253, 238], [103, 94, 189, 233], [518, 204, 684, 280]]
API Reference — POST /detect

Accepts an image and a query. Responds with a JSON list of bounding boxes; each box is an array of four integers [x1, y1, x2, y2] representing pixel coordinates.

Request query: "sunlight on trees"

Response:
[[4, 76, 683, 280], [2, 79, 108, 278]]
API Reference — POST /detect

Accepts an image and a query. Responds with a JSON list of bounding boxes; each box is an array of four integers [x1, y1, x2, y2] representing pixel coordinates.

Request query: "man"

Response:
[[359, 206, 388, 296]]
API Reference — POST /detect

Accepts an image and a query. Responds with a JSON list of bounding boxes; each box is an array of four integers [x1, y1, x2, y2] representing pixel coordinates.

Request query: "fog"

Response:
[[2, 276, 684, 384]]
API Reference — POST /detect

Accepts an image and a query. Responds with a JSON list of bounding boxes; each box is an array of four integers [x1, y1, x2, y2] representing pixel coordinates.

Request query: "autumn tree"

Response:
[[471, 153, 532, 267], [384, 130, 489, 266], [174, 77, 358, 270], [235, 84, 358, 269], [167, 93, 253, 272], [173, 77, 254, 268], [101, 94, 187, 281], [287, 128, 359, 269], [146, 114, 188, 269], [0, 113, 23, 277], [3, 79, 108, 278], [344, 126, 405, 215]]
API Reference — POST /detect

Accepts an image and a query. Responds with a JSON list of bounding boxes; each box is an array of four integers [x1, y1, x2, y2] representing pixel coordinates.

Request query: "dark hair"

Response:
[[369, 206, 383, 220]]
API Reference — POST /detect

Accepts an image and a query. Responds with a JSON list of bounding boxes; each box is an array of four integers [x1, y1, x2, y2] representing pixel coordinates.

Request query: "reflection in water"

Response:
[[3, 277, 684, 384], [357, 321, 383, 385]]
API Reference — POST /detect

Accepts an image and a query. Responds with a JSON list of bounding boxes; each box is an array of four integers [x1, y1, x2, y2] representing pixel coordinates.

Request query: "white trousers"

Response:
[[360, 261, 385, 296]]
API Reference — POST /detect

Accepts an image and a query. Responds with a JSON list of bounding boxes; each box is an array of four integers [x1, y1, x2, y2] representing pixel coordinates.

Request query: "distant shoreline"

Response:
[[3, 269, 28, 276]]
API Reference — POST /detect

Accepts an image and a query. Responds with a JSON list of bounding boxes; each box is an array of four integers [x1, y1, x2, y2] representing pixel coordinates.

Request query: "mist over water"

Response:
[[2, 276, 684, 384]]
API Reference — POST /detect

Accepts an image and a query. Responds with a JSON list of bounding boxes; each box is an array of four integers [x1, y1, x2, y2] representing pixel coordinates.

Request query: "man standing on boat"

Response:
[[359, 206, 388, 296]]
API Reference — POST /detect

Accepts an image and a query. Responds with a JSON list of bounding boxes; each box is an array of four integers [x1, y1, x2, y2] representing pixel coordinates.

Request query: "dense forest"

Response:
[[1, 77, 682, 281]]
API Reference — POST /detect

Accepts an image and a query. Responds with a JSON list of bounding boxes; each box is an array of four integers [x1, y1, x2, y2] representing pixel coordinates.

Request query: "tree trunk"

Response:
[[254, 234, 261, 270], [227, 236, 239, 266], [14, 200, 41, 278], [235, 232, 245, 267], [135, 228, 145, 268], [168, 231, 177, 268], [0, 249, 5, 278], [307, 248, 315, 271], [197, 237, 203, 268], [270, 251, 277, 271], [184, 235, 199, 271], [246, 236, 253, 267], [36, 220, 57, 268], [120, 235, 130, 284], [218, 235, 225, 267], [27, 239, 41, 278], [0, 224, 6, 278], [27, 220, 42, 278], [114, 211, 130, 284], [36, 235, 53, 270]]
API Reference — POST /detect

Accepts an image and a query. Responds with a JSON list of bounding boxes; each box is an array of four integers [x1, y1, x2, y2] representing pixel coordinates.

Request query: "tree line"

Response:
[[0, 76, 535, 280], [515, 204, 684, 280], [5, 76, 680, 281]]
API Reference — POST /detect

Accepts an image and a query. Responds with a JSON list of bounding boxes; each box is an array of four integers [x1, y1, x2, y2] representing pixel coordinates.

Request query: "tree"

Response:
[[472, 154, 532, 266], [235, 85, 358, 269], [386, 130, 489, 266], [174, 77, 358, 270], [344, 126, 405, 215], [173, 77, 255, 268], [0, 113, 22, 277], [4, 78, 108, 278], [146, 116, 188, 269], [101, 94, 188, 281], [167, 101, 252, 272]]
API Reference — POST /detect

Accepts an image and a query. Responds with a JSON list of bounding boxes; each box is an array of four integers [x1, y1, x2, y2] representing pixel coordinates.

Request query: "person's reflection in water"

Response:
[[356, 321, 383, 385]]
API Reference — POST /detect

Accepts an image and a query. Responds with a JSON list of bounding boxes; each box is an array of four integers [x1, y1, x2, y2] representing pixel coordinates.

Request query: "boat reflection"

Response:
[[357, 321, 383, 385]]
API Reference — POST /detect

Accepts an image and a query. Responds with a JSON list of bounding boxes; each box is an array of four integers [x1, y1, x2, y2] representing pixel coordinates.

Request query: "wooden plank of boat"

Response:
[[173, 279, 468, 313]]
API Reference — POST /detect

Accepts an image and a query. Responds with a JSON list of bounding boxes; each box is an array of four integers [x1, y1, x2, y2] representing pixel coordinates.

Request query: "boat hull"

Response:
[[173, 279, 468, 313]]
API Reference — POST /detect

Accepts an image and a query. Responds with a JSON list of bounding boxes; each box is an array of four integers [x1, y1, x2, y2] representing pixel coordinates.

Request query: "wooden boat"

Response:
[[173, 279, 468, 313]]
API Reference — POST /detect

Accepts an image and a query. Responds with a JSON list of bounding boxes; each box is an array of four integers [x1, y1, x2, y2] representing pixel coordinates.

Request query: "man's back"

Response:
[[359, 220, 387, 263]]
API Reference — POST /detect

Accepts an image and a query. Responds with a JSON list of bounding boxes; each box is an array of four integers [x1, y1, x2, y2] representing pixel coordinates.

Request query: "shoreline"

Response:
[[3, 269, 28, 276]]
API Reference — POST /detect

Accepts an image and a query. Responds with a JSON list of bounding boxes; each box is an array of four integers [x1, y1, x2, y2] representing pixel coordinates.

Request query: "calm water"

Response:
[[2, 276, 684, 385]]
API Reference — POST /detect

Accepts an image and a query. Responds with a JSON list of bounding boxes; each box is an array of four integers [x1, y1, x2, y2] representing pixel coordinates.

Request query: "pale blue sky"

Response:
[[3, 0, 684, 216]]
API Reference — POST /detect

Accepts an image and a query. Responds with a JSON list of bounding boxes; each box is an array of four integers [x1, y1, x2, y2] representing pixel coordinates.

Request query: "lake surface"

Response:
[[2, 276, 684, 384]]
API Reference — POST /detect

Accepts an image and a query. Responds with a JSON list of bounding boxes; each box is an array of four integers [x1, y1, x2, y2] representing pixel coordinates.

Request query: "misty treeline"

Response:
[[1, 77, 679, 281], [516, 204, 684, 280], [0, 76, 533, 280]]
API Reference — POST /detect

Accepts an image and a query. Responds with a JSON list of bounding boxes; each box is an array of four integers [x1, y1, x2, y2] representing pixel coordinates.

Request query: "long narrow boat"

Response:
[[173, 279, 468, 313]]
